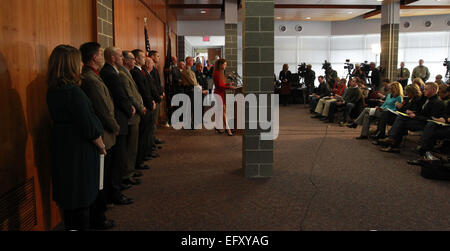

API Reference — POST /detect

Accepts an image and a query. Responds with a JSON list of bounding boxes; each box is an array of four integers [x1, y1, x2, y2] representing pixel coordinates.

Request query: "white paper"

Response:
[[99, 154, 105, 191], [369, 108, 376, 116]]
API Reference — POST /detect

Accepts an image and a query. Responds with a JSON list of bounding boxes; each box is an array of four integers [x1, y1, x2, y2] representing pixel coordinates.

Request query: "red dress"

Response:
[[213, 71, 232, 105]]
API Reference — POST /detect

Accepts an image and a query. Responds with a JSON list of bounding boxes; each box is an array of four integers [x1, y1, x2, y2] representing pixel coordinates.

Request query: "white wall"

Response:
[[331, 14, 450, 36], [177, 20, 226, 36]]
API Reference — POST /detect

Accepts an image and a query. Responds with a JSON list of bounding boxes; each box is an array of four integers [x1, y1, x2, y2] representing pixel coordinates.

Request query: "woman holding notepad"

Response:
[[373, 84, 425, 140], [347, 82, 404, 140]]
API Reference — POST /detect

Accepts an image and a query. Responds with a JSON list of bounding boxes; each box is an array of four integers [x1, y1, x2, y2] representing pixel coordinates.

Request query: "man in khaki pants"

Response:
[[119, 51, 147, 186]]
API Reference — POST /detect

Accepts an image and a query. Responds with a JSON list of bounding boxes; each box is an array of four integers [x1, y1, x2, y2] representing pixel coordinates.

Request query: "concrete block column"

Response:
[[242, 0, 274, 178], [225, 0, 238, 75], [97, 0, 114, 48], [380, 0, 400, 81]]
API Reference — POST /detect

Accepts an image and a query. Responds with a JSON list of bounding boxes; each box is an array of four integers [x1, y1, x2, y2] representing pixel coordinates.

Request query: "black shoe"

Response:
[[407, 159, 422, 166], [355, 136, 368, 140], [91, 220, 115, 230], [123, 177, 141, 185], [155, 139, 165, 145], [378, 138, 396, 147], [380, 146, 400, 153], [136, 164, 150, 170], [151, 153, 160, 158], [133, 171, 143, 177], [144, 156, 152, 161], [311, 115, 322, 119], [319, 117, 328, 121], [120, 184, 132, 191], [347, 123, 357, 129], [112, 195, 133, 205]]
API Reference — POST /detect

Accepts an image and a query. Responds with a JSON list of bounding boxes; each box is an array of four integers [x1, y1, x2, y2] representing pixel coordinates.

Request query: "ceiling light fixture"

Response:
[[306, 17, 311, 20], [200, 10, 206, 14]]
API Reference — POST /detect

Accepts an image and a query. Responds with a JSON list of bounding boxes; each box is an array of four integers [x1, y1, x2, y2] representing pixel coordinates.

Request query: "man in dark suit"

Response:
[[79, 42, 117, 229], [131, 49, 156, 168], [370, 62, 381, 91], [148, 51, 165, 146], [144, 57, 163, 156], [100, 47, 135, 205]]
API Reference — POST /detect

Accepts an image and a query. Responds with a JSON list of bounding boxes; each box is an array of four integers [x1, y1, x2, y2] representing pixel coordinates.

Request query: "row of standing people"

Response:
[[47, 43, 166, 231], [167, 57, 237, 135]]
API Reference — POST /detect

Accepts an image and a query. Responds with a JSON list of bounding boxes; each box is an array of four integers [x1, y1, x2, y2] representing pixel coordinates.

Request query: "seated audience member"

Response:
[[438, 84, 449, 105], [309, 76, 329, 113], [327, 77, 363, 124], [372, 84, 425, 141], [379, 82, 445, 153], [408, 99, 450, 163], [367, 79, 390, 107], [312, 78, 346, 120], [348, 82, 403, 140], [435, 74, 444, 85], [47, 45, 108, 231], [412, 77, 425, 92]]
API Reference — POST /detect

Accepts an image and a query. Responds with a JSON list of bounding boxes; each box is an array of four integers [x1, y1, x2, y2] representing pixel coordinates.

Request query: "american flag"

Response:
[[144, 26, 151, 57]]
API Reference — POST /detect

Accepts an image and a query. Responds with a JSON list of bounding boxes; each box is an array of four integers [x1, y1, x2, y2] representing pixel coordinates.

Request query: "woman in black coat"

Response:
[[46, 45, 106, 231]]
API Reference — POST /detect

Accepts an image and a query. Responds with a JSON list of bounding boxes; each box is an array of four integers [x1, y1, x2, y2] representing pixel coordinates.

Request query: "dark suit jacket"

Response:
[[100, 63, 133, 135], [416, 95, 446, 122], [150, 67, 163, 98], [81, 67, 120, 150], [131, 66, 154, 111], [145, 69, 162, 103]]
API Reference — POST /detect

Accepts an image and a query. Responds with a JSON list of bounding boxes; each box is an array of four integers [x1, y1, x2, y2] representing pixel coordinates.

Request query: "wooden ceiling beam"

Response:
[[168, 4, 222, 9]]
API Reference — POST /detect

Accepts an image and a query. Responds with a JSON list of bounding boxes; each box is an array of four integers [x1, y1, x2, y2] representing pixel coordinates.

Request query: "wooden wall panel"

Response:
[[141, 0, 167, 22], [0, 0, 95, 231], [114, 0, 167, 92]]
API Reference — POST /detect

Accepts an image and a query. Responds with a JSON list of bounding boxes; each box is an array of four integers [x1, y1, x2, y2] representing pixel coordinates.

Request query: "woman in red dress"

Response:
[[213, 59, 237, 136]]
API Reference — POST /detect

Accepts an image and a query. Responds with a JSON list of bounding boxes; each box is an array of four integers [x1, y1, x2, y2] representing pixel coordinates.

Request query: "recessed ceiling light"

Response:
[[276, 17, 282, 20], [348, 11, 353, 14], [200, 10, 206, 14], [306, 17, 311, 20]]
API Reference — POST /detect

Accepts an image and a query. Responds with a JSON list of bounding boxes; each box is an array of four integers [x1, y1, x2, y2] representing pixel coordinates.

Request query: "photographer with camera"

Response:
[[299, 64, 316, 94], [444, 58, 450, 84], [370, 62, 381, 90], [352, 64, 366, 82], [323, 61, 338, 90], [279, 64, 292, 106]]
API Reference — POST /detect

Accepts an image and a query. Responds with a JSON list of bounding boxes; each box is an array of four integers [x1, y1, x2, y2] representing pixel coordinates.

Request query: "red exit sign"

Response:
[[203, 36, 210, 42]]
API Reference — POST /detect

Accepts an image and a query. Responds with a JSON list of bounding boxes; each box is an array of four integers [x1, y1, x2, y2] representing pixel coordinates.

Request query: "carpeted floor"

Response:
[[106, 104, 450, 231]]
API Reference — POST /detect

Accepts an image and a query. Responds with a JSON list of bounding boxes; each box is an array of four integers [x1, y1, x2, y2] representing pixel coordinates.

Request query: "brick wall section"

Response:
[[242, 0, 274, 178], [97, 0, 114, 48], [380, 24, 399, 82], [225, 24, 238, 75]]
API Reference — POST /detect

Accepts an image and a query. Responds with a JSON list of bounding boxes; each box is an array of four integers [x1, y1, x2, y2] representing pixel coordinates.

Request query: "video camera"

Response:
[[360, 61, 371, 76], [344, 59, 354, 71], [322, 60, 331, 71], [298, 63, 307, 75], [444, 58, 449, 68]]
